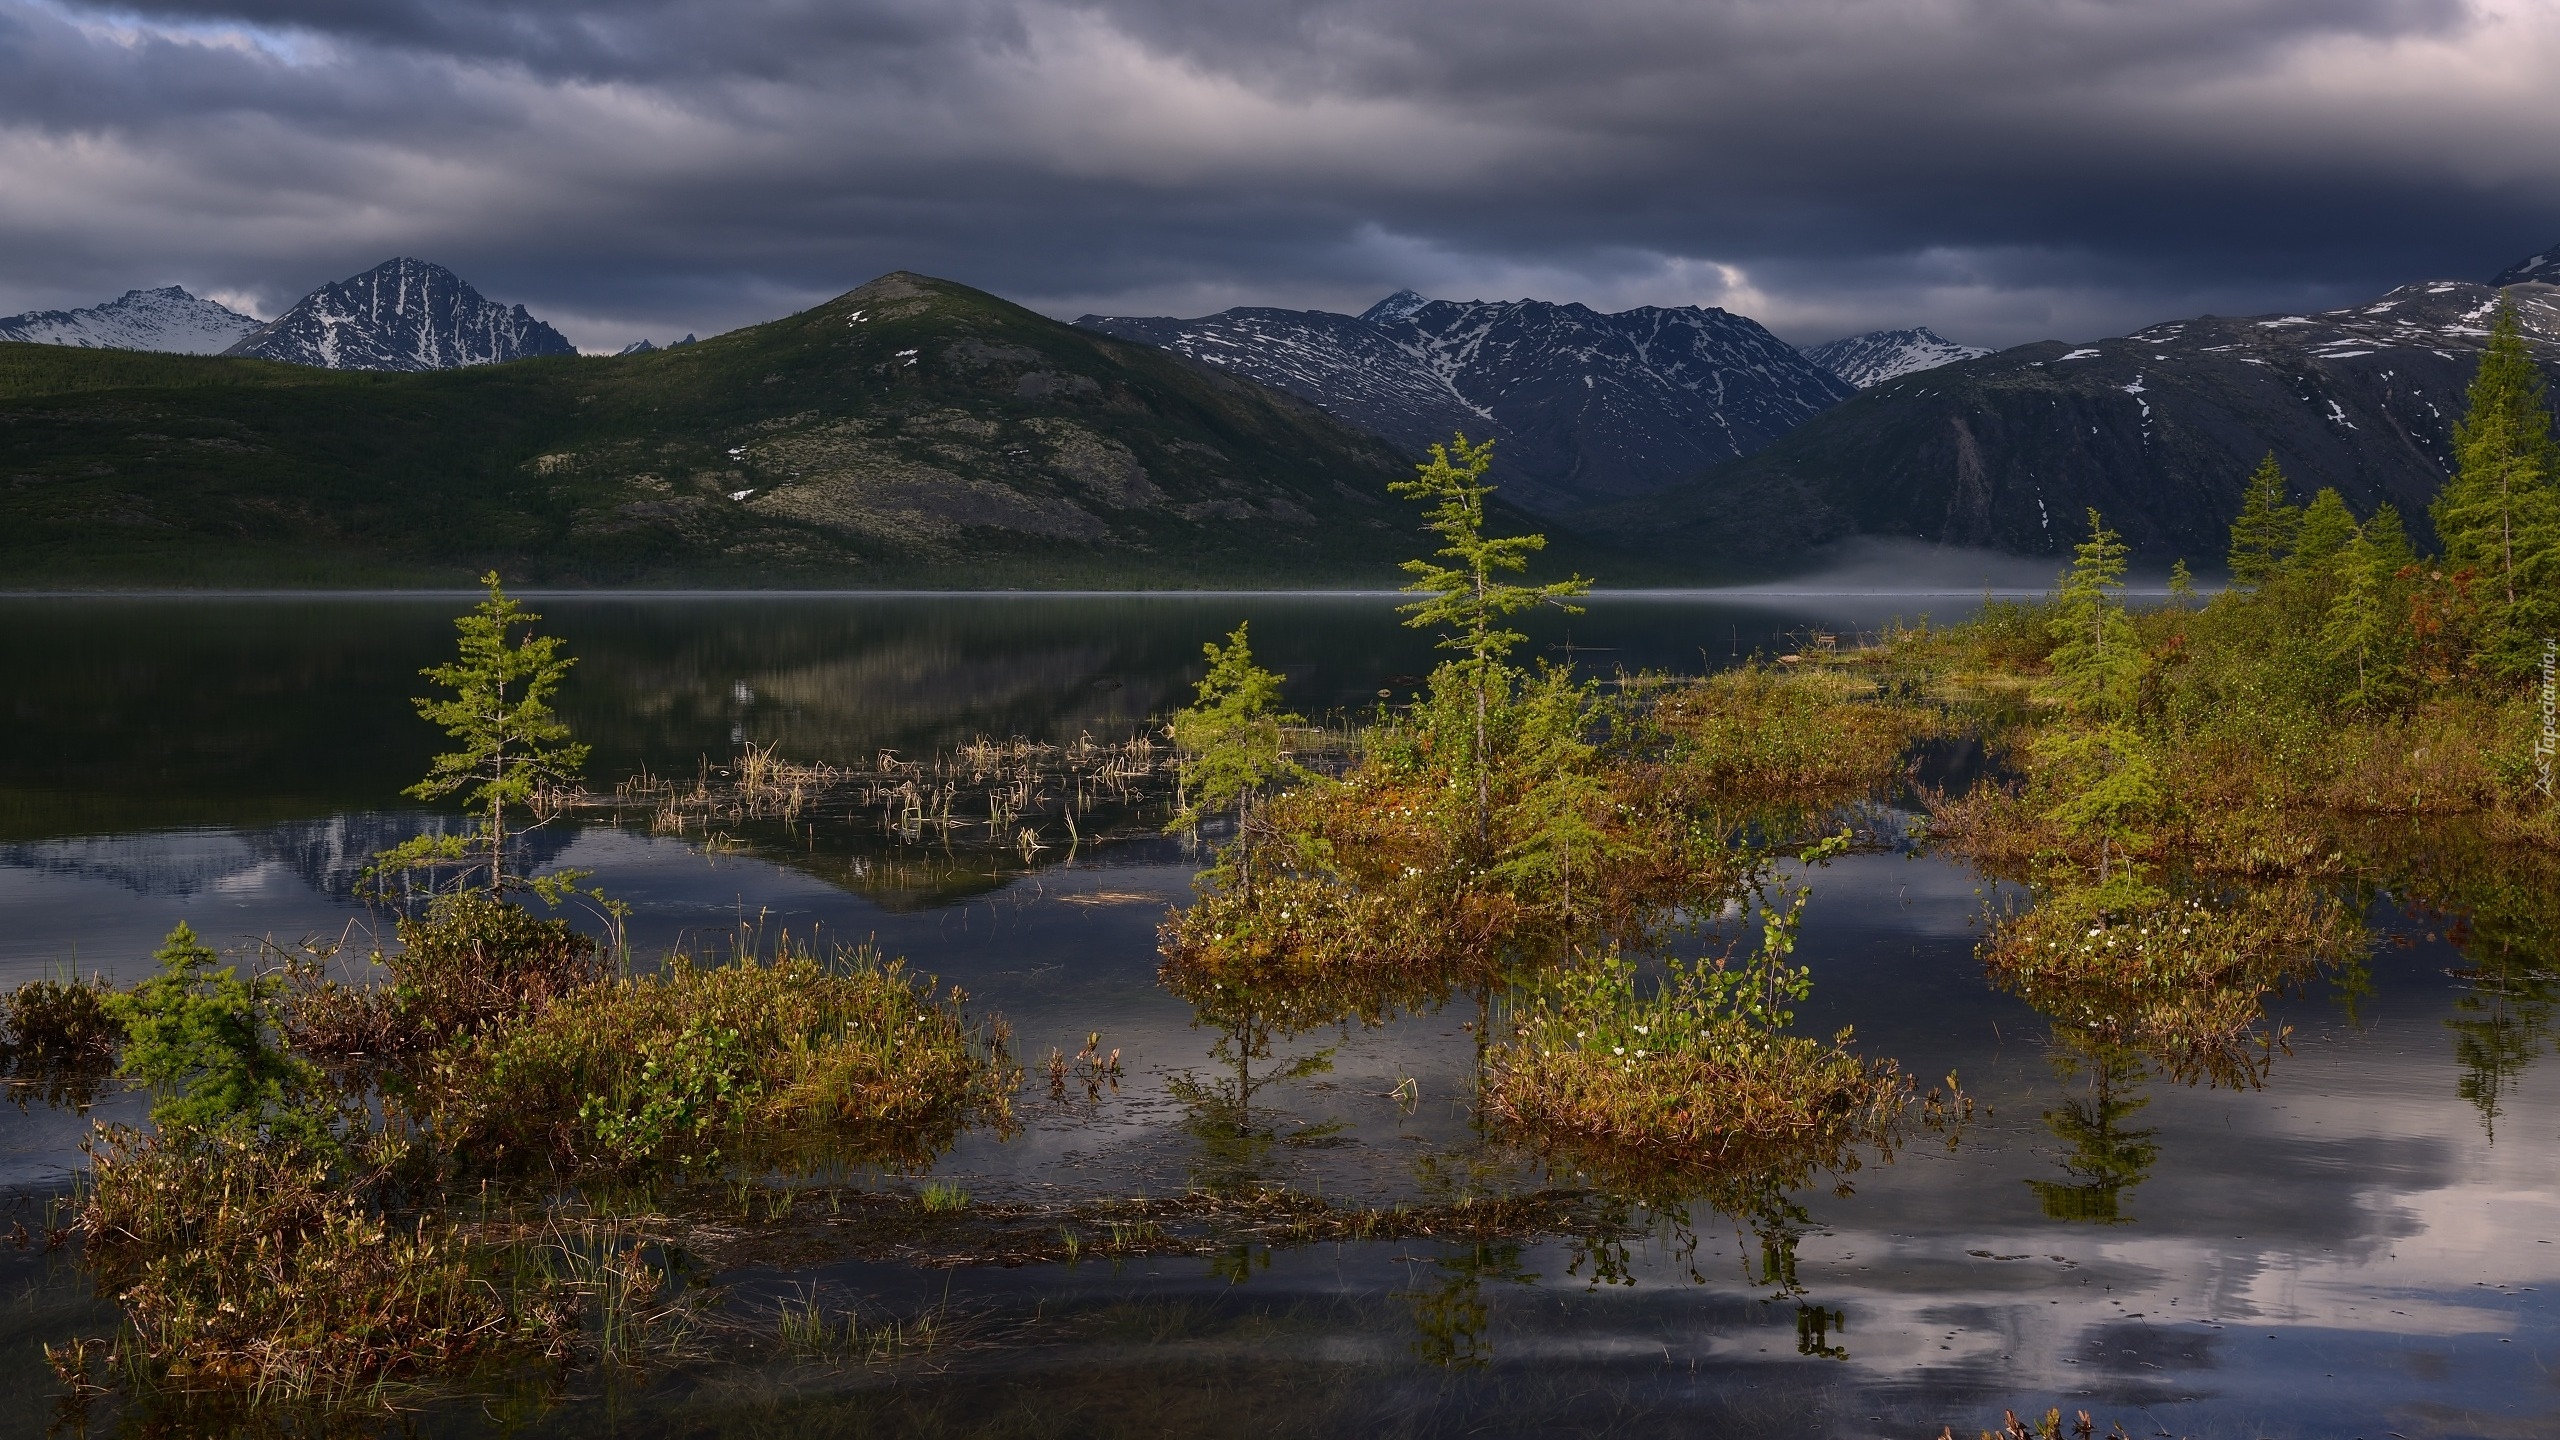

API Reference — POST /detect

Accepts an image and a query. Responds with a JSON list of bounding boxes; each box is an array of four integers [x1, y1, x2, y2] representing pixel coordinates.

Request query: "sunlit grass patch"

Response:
[[1652, 662, 1938, 802], [1485, 946, 1912, 1167], [418, 943, 1017, 1177]]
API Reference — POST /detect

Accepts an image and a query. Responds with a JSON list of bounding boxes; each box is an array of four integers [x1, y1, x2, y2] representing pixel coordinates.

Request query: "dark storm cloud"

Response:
[[3, 0, 2555, 351]]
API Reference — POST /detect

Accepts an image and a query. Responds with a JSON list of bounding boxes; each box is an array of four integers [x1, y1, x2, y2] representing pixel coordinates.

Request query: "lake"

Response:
[[1, 592, 2550, 1439]]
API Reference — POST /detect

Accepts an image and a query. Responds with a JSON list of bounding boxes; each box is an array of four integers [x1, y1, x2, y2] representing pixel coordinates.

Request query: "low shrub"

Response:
[[290, 891, 603, 1080], [417, 945, 1016, 1176], [1159, 868, 1475, 1031], [1653, 663, 1934, 802]]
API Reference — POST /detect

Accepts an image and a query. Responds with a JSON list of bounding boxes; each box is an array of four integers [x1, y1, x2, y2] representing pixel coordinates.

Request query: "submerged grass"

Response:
[[79, 1124, 573, 1403]]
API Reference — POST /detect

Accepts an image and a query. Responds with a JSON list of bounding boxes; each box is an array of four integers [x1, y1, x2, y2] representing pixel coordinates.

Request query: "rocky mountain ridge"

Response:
[[0, 286, 262, 354], [223, 257, 576, 371], [1582, 258, 2560, 568], [1078, 292, 1852, 514]]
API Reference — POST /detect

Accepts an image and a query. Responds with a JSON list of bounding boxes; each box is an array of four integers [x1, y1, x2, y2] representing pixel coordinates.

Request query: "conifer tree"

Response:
[[1392, 434, 1591, 844], [2227, 453, 2302, 590], [2048, 510, 2140, 717], [2434, 297, 2560, 672], [108, 923, 331, 1146], [1169, 623, 1304, 838], [2364, 501, 2417, 575], [379, 574, 589, 895], [2292, 488, 2360, 573], [2323, 521, 2388, 710]]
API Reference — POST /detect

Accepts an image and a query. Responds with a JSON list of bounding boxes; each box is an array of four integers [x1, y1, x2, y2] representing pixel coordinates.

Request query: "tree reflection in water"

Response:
[[2027, 1035, 2159, 1225]]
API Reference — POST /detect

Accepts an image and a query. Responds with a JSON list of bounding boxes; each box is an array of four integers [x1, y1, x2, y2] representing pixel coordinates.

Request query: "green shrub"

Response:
[[1654, 663, 1932, 801], [1488, 945, 1908, 1167], [2, 973, 123, 1109], [108, 924, 335, 1148]]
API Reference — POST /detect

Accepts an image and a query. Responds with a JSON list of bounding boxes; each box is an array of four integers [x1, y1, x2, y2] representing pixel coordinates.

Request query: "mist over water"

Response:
[[1662, 537, 2193, 598]]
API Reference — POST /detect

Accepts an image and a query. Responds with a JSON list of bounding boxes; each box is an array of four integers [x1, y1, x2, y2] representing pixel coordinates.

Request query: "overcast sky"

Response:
[[5, 0, 2560, 352]]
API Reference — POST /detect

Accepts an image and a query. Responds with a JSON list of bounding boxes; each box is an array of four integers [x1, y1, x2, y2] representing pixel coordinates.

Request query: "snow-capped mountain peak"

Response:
[[1358, 289, 1433, 324], [223, 257, 576, 371], [1801, 326, 1990, 388], [0, 286, 263, 355], [2492, 242, 2560, 288]]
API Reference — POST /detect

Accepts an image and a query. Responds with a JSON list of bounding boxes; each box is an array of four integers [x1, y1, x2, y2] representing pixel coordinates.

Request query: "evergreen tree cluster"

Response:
[[2166, 295, 2558, 720]]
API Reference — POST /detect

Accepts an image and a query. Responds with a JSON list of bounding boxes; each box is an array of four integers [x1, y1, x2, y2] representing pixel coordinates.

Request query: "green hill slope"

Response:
[[0, 272, 1546, 588]]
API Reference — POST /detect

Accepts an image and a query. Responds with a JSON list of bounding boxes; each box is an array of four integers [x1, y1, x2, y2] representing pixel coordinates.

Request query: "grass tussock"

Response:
[[417, 943, 1016, 1176], [1485, 947, 1914, 1169], [1651, 662, 1937, 802], [3, 974, 123, 1105]]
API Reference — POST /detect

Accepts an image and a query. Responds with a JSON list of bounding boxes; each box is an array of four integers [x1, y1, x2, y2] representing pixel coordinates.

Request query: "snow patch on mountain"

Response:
[[223, 258, 576, 371], [2491, 241, 2560, 288], [1801, 327, 1989, 388], [0, 286, 263, 354], [1358, 289, 1433, 324]]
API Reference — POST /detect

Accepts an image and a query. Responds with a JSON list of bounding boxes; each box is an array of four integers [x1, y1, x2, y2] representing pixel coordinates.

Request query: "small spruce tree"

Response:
[[2291, 488, 2361, 574], [2047, 510, 2141, 718], [1168, 623, 1305, 842], [2322, 520, 2391, 710], [378, 574, 590, 896], [108, 923, 333, 1147], [2227, 453, 2302, 590], [2364, 501, 2417, 575], [1391, 434, 1591, 845]]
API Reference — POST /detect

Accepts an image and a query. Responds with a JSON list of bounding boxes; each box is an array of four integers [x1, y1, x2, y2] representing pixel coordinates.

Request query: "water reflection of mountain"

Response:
[[1, 594, 1848, 845], [0, 813, 573, 900]]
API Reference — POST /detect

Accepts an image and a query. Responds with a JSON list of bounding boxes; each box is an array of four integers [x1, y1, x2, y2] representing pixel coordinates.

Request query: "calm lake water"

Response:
[[1, 593, 2551, 1439]]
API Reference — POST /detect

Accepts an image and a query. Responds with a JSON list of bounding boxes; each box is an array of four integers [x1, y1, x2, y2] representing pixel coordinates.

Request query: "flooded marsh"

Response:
[[1, 592, 2554, 1439]]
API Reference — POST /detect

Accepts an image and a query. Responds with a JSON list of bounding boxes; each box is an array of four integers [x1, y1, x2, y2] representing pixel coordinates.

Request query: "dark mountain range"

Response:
[[1801, 327, 1988, 388], [1078, 291, 1852, 514], [1580, 256, 2560, 570], [223, 257, 577, 371], [0, 286, 262, 354], [3, 272, 1604, 588]]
